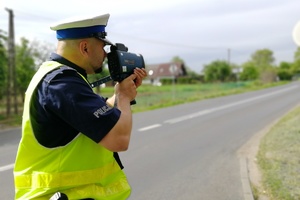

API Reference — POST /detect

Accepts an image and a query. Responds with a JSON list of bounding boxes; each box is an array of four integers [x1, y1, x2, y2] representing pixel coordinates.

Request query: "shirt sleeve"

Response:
[[43, 67, 121, 143]]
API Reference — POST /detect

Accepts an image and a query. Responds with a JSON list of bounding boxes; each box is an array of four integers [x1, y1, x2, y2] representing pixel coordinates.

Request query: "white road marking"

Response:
[[0, 163, 14, 172], [164, 85, 298, 124], [137, 85, 298, 131], [138, 124, 162, 131]]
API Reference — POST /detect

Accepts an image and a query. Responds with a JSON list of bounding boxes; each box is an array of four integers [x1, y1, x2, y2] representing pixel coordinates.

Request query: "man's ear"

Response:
[[79, 40, 88, 55]]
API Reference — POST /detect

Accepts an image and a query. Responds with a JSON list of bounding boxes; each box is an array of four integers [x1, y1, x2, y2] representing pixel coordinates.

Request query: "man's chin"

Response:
[[94, 67, 103, 74]]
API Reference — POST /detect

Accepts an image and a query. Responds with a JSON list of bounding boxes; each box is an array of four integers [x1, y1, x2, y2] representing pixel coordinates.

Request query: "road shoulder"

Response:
[[237, 114, 288, 200], [238, 102, 300, 200]]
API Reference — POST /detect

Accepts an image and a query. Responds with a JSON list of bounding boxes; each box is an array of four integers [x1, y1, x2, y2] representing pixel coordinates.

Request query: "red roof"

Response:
[[147, 62, 187, 78]]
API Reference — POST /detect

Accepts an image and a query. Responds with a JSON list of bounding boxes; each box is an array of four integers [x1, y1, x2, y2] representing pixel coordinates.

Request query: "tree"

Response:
[[239, 61, 259, 81], [292, 47, 300, 77], [250, 49, 277, 83], [30, 40, 55, 67], [171, 56, 184, 63], [277, 62, 293, 80], [291, 59, 300, 75], [250, 49, 275, 69], [15, 37, 37, 100], [171, 55, 191, 74], [0, 30, 7, 100], [203, 60, 232, 82], [14, 38, 56, 100], [294, 47, 300, 61]]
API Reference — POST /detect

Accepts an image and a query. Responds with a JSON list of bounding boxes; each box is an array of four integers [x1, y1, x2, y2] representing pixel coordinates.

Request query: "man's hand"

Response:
[[117, 73, 137, 102], [133, 68, 147, 88]]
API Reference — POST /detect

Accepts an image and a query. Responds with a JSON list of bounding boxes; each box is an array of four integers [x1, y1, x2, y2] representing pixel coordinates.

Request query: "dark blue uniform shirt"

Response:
[[30, 53, 121, 148]]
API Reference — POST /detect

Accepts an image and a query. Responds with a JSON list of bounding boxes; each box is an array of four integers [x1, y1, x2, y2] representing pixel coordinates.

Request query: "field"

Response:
[[0, 81, 286, 126], [99, 81, 286, 113]]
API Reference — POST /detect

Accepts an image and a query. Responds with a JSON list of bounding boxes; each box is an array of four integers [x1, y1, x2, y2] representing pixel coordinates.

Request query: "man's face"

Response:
[[86, 38, 107, 74]]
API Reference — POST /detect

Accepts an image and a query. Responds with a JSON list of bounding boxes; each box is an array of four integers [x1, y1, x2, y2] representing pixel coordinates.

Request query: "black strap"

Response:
[[49, 192, 68, 200], [90, 75, 112, 88], [114, 152, 124, 169]]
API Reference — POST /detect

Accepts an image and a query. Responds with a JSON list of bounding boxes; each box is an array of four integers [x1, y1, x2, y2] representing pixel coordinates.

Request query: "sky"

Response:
[[0, 0, 300, 73]]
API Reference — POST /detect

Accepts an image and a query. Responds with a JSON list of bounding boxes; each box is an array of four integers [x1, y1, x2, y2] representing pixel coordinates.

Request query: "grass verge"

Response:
[[0, 81, 288, 127], [100, 81, 287, 113], [0, 114, 22, 129], [257, 105, 300, 199]]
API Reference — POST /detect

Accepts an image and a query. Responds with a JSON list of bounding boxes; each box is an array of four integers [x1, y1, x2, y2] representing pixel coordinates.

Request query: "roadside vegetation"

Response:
[[99, 81, 287, 113], [257, 105, 300, 200], [0, 80, 287, 127]]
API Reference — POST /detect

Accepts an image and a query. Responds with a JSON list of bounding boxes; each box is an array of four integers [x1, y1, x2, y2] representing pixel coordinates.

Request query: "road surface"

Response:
[[1, 82, 300, 199]]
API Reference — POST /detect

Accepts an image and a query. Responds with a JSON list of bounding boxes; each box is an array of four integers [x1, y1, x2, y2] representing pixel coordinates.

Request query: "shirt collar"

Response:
[[49, 53, 87, 78]]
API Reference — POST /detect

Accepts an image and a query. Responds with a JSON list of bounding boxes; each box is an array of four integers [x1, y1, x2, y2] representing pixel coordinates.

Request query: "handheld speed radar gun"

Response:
[[107, 43, 145, 82], [90, 43, 145, 104]]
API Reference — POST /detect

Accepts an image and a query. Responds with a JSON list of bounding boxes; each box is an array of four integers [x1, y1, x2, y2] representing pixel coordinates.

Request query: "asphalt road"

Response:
[[1, 82, 300, 199]]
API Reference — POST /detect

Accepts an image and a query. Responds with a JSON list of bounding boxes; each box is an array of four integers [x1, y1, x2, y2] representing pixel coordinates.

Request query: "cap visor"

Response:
[[99, 38, 114, 46]]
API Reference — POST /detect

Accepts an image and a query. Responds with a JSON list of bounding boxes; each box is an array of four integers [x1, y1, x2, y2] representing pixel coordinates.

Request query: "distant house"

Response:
[[146, 62, 188, 85]]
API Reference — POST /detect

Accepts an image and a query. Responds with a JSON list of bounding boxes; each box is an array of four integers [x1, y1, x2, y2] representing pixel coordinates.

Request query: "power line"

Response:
[[110, 31, 228, 50], [11, 9, 57, 21], [3, 10, 231, 52]]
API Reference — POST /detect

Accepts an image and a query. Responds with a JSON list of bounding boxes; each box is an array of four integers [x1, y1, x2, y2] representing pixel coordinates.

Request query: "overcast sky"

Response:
[[0, 0, 299, 72]]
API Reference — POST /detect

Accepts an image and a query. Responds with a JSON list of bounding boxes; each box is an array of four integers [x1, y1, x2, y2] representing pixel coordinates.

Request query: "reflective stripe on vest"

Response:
[[14, 161, 121, 188]]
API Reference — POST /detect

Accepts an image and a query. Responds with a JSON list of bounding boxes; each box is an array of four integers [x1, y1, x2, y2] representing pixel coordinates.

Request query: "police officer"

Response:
[[13, 13, 147, 200]]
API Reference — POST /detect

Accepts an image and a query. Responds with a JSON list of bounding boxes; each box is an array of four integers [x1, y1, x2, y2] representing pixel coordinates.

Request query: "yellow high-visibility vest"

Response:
[[14, 61, 131, 200]]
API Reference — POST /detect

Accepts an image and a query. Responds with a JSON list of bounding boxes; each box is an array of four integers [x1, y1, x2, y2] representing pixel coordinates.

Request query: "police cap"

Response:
[[50, 13, 113, 45]]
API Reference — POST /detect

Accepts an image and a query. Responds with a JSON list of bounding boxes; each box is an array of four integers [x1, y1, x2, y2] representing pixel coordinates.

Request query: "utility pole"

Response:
[[5, 8, 18, 116]]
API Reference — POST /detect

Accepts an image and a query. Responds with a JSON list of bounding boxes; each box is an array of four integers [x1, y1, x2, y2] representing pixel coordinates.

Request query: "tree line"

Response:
[[202, 48, 300, 83]]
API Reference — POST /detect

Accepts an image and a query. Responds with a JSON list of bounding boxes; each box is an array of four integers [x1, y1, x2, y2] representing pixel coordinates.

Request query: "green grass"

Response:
[[257, 106, 300, 200], [0, 113, 22, 129], [99, 81, 287, 113], [1, 81, 286, 126]]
